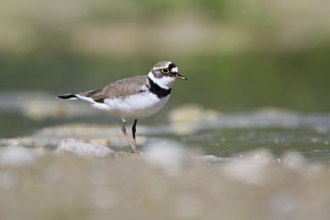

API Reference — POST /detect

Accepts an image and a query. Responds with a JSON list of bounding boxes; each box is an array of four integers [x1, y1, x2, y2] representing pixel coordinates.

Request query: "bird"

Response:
[[57, 61, 187, 153]]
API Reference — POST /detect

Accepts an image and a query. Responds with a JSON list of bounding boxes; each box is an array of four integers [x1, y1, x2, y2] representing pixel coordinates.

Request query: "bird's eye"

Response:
[[161, 68, 170, 74]]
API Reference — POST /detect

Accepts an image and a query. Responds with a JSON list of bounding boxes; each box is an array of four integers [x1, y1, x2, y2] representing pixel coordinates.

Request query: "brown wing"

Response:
[[79, 75, 148, 103]]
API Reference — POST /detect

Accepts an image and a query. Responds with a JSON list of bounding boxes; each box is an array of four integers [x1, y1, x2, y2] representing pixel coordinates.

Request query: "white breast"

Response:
[[88, 92, 170, 120]]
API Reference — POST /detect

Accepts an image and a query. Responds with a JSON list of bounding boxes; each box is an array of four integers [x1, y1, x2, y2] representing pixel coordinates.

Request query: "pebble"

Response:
[[223, 149, 273, 185], [56, 138, 114, 158], [144, 140, 189, 176], [0, 144, 36, 166]]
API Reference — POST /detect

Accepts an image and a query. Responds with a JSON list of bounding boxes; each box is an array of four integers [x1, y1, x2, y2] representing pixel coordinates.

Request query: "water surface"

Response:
[[1, 94, 329, 163]]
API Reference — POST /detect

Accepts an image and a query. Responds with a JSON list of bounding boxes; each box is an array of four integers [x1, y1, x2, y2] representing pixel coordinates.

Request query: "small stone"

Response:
[[56, 138, 114, 158], [195, 155, 232, 163], [0, 144, 36, 166], [144, 141, 189, 176], [223, 149, 272, 185]]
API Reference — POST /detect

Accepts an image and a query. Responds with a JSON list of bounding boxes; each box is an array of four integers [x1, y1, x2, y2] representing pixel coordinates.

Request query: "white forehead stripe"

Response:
[[171, 67, 178, 73]]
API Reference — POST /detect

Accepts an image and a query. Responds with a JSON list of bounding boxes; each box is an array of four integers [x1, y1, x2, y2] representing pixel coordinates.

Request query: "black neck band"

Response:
[[148, 77, 171, 98]]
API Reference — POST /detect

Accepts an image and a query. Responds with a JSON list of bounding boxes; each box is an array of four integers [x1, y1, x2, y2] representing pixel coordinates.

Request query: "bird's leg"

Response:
[[121, 120, 138, 154], [130, 119, 141, 154], [132, 119, 138, 147]]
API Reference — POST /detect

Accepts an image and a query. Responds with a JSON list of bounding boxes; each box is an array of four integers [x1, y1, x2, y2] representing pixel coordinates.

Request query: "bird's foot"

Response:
[[130, 146, 142, 154]]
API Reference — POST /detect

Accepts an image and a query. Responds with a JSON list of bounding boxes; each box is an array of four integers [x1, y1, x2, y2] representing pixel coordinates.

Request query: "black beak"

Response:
[[175, 73, 188, 80]]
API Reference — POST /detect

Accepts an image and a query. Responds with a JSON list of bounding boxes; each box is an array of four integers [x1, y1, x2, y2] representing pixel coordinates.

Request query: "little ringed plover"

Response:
[[57, 61, 187, 153]]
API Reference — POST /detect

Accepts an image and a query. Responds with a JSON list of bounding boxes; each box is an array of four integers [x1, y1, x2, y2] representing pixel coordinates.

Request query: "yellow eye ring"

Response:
[[161, 68, 170, 74]]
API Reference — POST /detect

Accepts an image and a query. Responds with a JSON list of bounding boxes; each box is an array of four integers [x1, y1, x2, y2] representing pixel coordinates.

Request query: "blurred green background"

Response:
[[1, 0, 330, 112]]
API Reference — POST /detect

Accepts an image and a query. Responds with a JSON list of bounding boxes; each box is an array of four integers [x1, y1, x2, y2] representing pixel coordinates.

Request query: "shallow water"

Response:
[[0, 93, 329, 164]]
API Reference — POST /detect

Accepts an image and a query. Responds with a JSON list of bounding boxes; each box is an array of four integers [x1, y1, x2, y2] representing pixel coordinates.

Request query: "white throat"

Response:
[[148, 71, 175, 89]]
